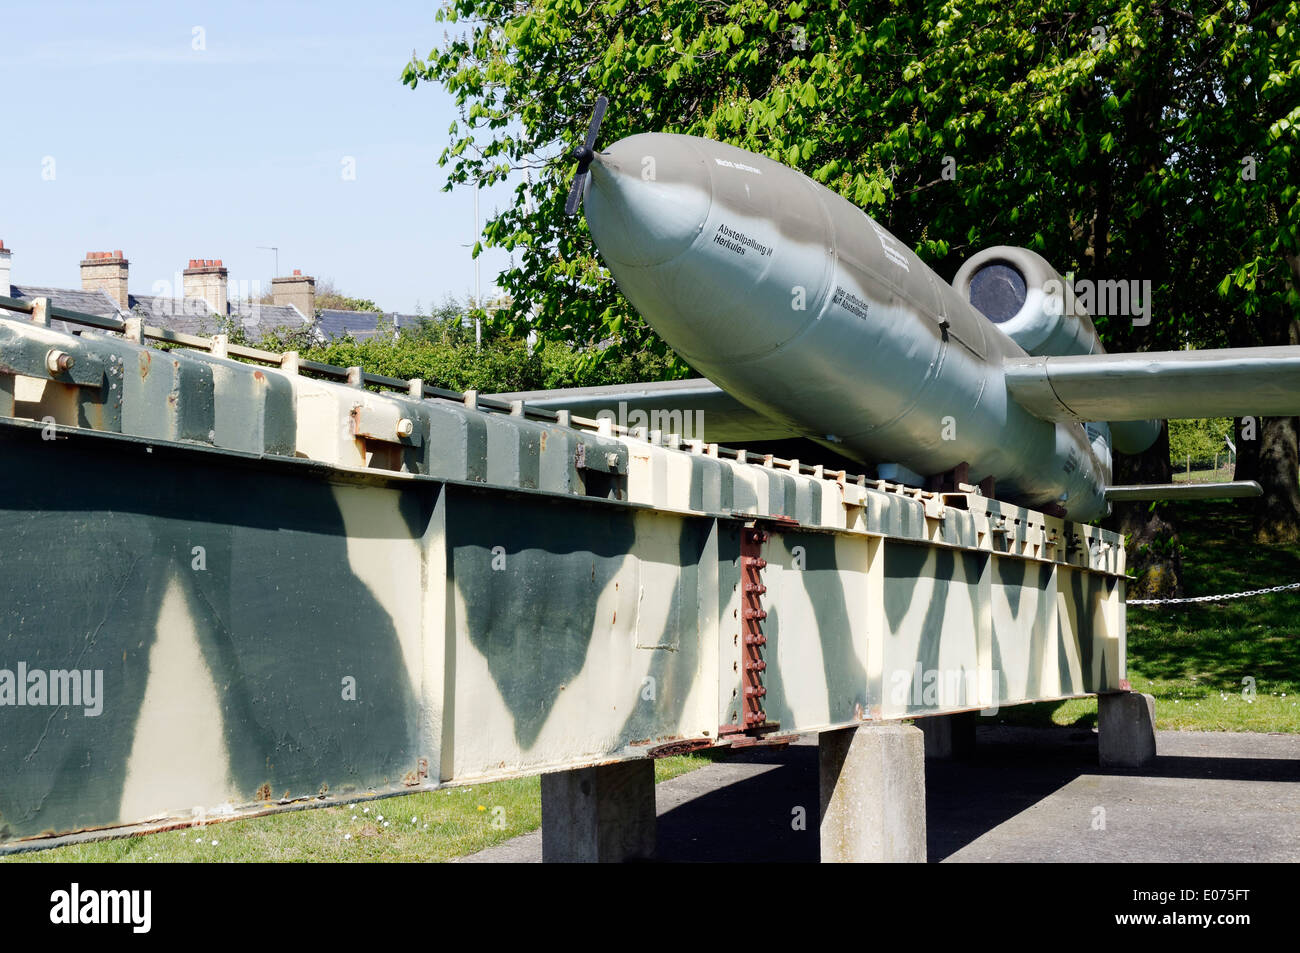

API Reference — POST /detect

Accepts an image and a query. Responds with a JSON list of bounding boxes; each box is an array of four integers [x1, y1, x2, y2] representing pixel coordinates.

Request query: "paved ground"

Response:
[[459, 726, 1300, 862]]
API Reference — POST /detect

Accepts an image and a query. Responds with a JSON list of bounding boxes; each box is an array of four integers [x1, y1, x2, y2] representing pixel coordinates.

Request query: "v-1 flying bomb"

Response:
[[500, 97, 1300, 520]]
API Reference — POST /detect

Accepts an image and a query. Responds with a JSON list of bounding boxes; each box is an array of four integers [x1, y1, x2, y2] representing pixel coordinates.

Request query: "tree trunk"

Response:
[[1233, 415, 1260, 482], [1255, 415, 1300, 543], [1252, 315, 1300, 542]]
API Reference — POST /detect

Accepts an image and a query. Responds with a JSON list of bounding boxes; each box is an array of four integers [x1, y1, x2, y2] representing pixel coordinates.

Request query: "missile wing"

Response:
[[489, 377, 796, 443], [1005, 347, 1300, 423]]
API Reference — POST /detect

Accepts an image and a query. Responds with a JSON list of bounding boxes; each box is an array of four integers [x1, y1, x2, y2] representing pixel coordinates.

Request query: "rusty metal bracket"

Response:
[[725, 732, 798, 750], [720, 515, 797, 741]]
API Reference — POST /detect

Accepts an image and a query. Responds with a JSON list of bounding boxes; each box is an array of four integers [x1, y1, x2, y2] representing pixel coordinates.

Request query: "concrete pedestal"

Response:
[[916, 711, 978, 759], [540, 759, 656, 862], [1098, 691, 1158, 769], [819, 724, 927, 863]]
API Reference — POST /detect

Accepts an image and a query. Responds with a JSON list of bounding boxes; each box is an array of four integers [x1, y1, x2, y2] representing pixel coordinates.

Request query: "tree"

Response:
[[313, 278, 384, 314], [1167, 418, 1234, 470]]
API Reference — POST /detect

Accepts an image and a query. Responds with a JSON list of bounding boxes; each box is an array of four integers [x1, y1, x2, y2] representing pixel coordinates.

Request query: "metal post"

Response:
[[474, 189, 482, 348]]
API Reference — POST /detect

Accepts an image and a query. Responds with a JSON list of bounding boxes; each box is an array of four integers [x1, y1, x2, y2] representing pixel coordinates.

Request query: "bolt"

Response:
[[395, 418, 414, 438], [46, 350, 74, 374]]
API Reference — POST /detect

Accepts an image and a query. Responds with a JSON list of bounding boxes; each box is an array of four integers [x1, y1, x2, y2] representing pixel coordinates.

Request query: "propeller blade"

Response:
[[565, 94, 609, 218], [564, 170, 588, 218], [583, 95, 608, 154]]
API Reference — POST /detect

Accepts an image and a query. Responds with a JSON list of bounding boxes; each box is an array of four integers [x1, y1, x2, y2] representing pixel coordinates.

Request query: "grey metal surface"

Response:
[[953, 246, 1105, 359], [1006, 347, 1300, 421], [952, 246, 1161, 455], [581, 133, 1113, 519], [490, 377, 794, 442], [1105, 481, 1263, 501]]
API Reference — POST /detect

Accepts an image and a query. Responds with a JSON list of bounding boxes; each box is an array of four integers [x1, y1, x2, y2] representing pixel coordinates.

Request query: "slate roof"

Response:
[[127, 295, 313, 338], [2, 280, 446, 348], [314, 309, 428, 341], [2, 284, 123, 336]]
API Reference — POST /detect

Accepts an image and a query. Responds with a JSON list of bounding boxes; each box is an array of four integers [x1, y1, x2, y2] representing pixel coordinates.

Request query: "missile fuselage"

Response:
[[584, 133, 1111, 519]]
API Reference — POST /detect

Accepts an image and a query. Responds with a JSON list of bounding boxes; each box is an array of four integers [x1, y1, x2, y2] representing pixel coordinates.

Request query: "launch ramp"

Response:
[[0, 300, 1128, 849]]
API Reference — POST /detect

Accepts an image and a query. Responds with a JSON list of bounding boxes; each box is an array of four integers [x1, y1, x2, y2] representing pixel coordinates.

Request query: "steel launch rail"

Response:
[[0, 298, 1129, 852]]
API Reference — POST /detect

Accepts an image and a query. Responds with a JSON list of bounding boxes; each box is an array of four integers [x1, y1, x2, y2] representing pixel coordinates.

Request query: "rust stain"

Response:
[[254, 782, 272, 801], [138, 351, 151, 378], [648, 738, 714, 758]]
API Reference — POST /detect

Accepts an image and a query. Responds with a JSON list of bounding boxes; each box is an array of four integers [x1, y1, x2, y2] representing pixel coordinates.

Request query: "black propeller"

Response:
[[564, 94, 609, 217]]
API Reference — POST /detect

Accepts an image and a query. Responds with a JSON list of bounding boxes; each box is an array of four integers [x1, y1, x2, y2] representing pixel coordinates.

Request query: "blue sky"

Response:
[[0, 0, 517, 314]]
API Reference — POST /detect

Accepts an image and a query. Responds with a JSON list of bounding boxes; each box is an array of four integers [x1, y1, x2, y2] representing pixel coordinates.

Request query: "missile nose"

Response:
[[584, 136, 711, 268]]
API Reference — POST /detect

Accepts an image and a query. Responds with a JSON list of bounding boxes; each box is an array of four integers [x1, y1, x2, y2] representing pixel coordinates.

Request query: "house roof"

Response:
[[314, 309, 427, 341], [2, 284, 123, 336], [127, 295, 311, 339], [2, 280, 444, 348]]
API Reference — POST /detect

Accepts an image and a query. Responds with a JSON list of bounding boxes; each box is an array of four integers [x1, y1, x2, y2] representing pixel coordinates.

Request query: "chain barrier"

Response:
[[1128, 582, 1300, 606]]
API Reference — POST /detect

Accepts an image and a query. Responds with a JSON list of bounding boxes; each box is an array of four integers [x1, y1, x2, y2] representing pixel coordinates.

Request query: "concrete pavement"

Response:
[[458, 726, 1300, 863]]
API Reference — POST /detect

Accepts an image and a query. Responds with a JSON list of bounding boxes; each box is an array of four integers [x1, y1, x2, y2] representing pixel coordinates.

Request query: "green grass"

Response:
[[998, 501, 1300, 733], [1171, 466, 1235, 483], [2, 752, 724, 863]]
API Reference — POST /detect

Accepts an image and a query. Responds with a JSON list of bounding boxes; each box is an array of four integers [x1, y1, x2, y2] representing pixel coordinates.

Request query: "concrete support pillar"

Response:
[[916, 711, 978, 759], [819, 724, 927, 863], [540, 759, 656, 862], [1098, 691, 1158, 769]]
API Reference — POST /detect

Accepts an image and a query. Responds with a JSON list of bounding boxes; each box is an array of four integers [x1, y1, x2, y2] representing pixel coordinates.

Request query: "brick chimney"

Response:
[[0, 241, 11, 296], [183, 258, 228, 316], [271, 268, 316, 318], [80, 250, 130, 311]]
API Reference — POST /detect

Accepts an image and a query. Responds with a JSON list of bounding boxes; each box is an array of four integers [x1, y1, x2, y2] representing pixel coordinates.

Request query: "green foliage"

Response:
[[234, 293, 674, 394], [405, 0, 1299, 366], [1167, 418, 1234, 467], [312, 277, 385, 314], [317, 296, 383, 314]]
